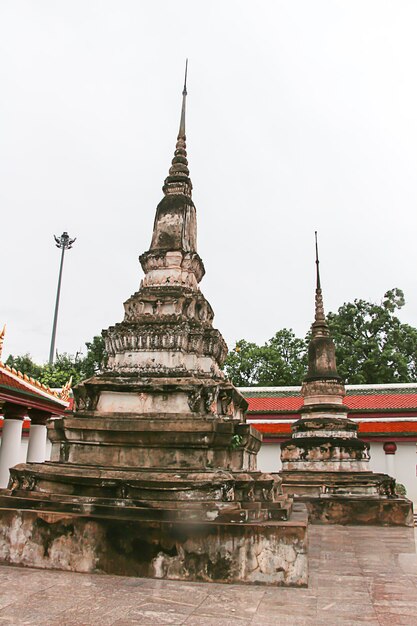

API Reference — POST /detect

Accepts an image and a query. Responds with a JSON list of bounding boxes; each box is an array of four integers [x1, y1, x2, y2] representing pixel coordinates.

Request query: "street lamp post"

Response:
[[49, 231, 76, 365]]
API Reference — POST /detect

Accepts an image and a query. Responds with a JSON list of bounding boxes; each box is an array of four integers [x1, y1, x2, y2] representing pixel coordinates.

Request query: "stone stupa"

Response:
[[279, 234, 413, 526], [0, 67, 308, 586]]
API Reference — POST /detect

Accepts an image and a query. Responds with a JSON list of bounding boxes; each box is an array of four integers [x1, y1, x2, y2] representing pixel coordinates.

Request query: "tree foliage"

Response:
[[6, 336, 106, 388], [328, 288, 417, 384], [224, 330, 307, 387], [4, 354, 43, 381], [224, 288, 417, 387], [82, 336, 108, 379]]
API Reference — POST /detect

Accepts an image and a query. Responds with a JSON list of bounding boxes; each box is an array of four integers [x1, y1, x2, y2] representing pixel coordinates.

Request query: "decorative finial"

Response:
[[163, 60, 192, 197], [183, 58, 188, 95], [312, 232, 328, 334], [0, 325, 5, 362], [315, 231, 321, 291], [60, 376, 73, 402], [304, 232, 340, 381], [178, 58, 188, 139]]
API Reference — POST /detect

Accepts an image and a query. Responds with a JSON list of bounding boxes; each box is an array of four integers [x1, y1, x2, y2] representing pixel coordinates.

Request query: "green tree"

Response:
[[327, 288, 417, 384], [223, 340, 264, 386], [39, 353, 84, 387], [225, 289, 417, 386], [5, 354, 43, 380], [224, 330, 307, 387], [5, 336, 107, 388], [81, 335, 106, 379], [257, 329, 307, 386]]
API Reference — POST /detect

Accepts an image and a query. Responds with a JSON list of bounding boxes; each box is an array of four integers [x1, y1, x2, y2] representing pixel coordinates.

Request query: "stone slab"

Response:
[[298, 495, 413, 526], [0, 504, 308, 586]]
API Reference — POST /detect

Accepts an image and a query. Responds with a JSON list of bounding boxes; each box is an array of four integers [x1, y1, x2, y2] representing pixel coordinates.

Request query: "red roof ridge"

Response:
[[239, 383, 417, 394]]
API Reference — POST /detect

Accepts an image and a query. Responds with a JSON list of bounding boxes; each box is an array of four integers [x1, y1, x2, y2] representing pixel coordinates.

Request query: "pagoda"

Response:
[[279, 234, 413, 526], [0, 68, 308, 585]]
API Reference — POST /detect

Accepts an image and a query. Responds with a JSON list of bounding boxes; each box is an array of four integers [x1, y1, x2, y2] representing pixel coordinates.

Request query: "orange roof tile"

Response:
[[243, 386, 417, 413], [345, 394, 417, 410], [247, 396, 303, 412]]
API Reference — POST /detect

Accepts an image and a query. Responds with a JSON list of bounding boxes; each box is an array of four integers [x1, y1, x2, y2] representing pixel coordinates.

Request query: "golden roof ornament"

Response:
[[60, 376, 73, 402], [0, 325, 5, 362]]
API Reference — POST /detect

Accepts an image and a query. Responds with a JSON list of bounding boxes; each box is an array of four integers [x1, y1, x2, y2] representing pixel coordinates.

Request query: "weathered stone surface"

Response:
[[303, 495, 414, 527], [0, 506, 308, 586]]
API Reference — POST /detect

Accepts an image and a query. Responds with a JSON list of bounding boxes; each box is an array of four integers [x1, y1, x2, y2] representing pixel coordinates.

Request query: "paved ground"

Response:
[[0, 525, 416, 625]]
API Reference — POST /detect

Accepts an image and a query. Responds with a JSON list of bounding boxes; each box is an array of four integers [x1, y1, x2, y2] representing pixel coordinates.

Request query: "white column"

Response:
[[0, 419, 24, 488], [383, 442, 397, 478], [26, 424, 47, 463], [386, 453, 395, 477]]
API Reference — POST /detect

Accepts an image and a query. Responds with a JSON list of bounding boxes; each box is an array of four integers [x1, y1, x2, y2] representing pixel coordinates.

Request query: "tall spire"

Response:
[[315, 231, 321, 291], [304, 232, 340, 382], [179, 58, 188, 139], [311, 231, 329, 337], [162, 60, 192, 197]]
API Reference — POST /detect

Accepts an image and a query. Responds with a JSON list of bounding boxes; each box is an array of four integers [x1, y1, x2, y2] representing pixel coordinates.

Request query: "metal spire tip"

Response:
[[315, 231, 321, 291], [183, 59, 188, 96]]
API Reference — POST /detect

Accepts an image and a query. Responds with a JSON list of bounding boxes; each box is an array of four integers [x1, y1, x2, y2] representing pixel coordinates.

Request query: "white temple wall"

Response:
[[367, 442, 386, 474], [257, 443, 282, 473], [368, 442, 417, 503], [394, 443, 417, 503]]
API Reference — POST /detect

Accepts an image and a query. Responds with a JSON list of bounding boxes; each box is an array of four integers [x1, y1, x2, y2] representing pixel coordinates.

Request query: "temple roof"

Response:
[[0, 361, 70, 414], [240, 384, 417, 413]]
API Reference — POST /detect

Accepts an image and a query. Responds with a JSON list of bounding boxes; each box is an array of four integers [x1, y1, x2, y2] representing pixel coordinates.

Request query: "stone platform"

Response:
[[0, 450, 308, 585], [0, 410, 308, 585], [0, 524, 415, 625], [281, 470, 413, 526], [0, 500, 308, 586]]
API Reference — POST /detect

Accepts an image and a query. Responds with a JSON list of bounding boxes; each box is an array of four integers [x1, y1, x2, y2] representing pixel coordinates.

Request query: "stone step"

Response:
[[8, 488, 277, 523], [266, 502, 292, 521], [0, 493, 286, 524], [0, 493, 254, 523], [10, 465, 283, 503]]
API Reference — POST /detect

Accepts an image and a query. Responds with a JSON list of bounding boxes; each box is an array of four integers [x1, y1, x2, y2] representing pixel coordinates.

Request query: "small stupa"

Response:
[[279, 234, 413, 526], [0, 66, 308, 585]]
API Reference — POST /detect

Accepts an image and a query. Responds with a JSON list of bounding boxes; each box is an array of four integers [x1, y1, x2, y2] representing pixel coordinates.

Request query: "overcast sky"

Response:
[[1, 1, 416, 363]]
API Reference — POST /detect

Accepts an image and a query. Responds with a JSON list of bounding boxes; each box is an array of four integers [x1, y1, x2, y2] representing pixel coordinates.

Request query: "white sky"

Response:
[[1, 1, 416, 363]]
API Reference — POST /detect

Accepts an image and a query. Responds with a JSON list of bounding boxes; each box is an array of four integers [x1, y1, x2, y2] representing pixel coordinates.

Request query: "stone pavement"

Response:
[[0, 525, 416, 625]]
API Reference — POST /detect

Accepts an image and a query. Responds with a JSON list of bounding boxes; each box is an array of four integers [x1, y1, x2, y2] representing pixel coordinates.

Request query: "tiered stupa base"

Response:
[[0, 480, 308, 585], [0, 380, 308, 586], [280, 413, 413, 527]]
